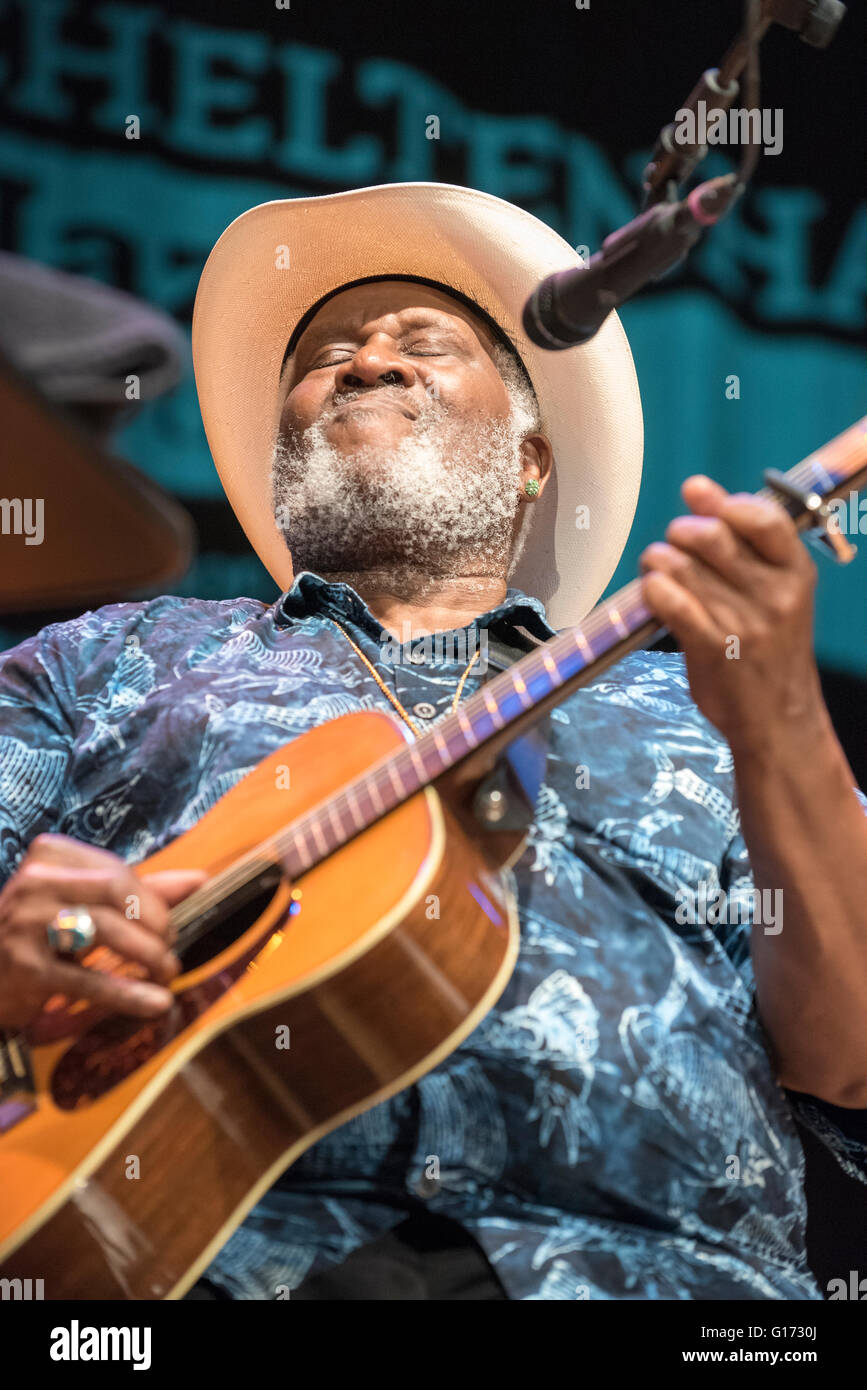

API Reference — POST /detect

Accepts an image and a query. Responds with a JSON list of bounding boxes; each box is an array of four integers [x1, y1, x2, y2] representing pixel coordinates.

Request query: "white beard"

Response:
[[271, 388, 532, 598]]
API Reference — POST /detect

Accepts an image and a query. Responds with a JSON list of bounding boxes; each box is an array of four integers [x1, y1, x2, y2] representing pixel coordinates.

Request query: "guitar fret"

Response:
[[409, 745, 428, 780], [346, 785, 365, 830], [292, 827, 314, 872], [310, 818, 330, 858], [251, 413, 867, 901], [483, 689, 506, 728], [432, 729, 449, 761], [608, 604, 629, 639], [511, 671, 533, 709], [457, 710, 478, 744]]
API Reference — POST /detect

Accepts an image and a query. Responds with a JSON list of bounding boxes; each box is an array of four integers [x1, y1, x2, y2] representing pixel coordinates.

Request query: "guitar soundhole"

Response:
[[177, 880, 279, 972], [50, 880, 287, 1109]]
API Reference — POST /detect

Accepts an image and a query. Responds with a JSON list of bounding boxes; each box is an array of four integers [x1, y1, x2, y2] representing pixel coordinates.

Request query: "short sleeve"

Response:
[[0, 626, 78, 887]]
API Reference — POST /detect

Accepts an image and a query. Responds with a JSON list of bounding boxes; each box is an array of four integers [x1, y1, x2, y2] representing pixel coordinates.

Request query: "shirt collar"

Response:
[[275, 570, 556, 645]]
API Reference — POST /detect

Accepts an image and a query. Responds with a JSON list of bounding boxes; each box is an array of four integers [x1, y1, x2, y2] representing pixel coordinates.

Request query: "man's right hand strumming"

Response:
[[0, 833, 206, 1030]]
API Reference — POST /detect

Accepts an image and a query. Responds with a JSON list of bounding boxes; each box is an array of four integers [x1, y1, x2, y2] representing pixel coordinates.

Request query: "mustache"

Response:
[[317, 386, 448, 428]]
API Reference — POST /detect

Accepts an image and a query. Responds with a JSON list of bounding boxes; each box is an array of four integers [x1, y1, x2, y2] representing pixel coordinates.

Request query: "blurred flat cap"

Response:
[[0, 251, 186, 417]]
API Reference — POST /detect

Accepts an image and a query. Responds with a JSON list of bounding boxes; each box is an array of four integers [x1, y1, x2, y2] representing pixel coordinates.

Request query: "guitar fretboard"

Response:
[[283, 578, 654, 877], [172, 414, 867, 937]]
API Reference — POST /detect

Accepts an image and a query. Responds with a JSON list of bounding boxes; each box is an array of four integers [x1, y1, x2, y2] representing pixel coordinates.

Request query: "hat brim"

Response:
[[192, 182, 643, 628]]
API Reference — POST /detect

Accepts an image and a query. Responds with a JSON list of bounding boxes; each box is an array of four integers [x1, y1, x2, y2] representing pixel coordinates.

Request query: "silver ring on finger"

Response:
[[46, 905, 98, 957]]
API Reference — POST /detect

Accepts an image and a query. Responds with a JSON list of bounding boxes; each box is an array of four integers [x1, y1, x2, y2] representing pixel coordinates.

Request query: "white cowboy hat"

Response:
[[192, 182, 643, 629]]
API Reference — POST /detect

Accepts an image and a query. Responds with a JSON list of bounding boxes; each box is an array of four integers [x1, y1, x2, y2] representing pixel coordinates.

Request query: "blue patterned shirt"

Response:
[[1, 571, 865, 1300]]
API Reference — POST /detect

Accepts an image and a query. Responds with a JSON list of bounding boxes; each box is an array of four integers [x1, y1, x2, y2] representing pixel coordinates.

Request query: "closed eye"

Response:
[[405, 338, 455, 354], [309, 352, 354, 369], [307, 332, 458, 371]]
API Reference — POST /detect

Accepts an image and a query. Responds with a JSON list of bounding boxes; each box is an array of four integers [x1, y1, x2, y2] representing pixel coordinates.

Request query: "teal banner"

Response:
[[1, 0, 865, 673]]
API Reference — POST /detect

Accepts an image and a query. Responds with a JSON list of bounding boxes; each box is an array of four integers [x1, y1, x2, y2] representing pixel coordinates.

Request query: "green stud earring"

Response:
[[524, 479, 540, 498]]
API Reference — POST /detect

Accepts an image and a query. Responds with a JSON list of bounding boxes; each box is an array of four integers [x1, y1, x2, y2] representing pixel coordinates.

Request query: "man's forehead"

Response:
[[295, 280, 498, 351]]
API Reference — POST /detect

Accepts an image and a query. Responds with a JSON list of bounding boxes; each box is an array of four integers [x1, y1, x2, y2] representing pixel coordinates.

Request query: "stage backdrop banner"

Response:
[[0, 0, 865, 675]]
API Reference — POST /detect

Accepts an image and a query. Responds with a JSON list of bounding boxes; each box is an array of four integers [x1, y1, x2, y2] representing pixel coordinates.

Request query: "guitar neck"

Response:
[[172, 415, 867, 929], [275, 578, 659, 881]]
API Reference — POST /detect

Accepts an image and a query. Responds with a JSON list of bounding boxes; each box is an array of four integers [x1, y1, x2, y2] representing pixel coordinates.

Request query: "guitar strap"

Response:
[[481, 622, 548, 674], [475, 622, 552, 827]]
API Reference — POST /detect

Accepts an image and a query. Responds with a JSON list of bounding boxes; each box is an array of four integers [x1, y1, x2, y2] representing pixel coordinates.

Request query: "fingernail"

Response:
[[128, 982, 173, 1009]]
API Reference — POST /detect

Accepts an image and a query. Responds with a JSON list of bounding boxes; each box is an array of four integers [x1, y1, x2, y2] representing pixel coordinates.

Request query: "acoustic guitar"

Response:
[[1, 416, 866, 1299]]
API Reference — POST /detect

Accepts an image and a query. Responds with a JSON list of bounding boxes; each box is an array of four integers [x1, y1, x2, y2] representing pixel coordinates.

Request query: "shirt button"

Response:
[[412, 702, 437, 719], [408, 649, 426, 665]]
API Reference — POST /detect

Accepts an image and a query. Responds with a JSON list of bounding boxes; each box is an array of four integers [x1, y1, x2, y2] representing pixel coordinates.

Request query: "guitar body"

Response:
[[0, 710, 521, 1299]]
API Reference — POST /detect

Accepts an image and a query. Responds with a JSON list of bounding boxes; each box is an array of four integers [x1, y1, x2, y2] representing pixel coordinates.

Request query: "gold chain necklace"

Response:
[[327, 617, 481, 737]]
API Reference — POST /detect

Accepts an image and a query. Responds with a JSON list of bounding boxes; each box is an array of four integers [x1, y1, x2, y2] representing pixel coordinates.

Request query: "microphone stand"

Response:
[[523, 0, 847, 350], [642, 0, 847, 209]]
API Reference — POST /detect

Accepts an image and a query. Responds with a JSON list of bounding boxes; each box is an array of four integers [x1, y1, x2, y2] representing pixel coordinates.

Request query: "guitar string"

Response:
[[167, 432, 867, 945], [168, 634, 484, 945], [169, 435, 867, 943], [169, 583, 650, 944]]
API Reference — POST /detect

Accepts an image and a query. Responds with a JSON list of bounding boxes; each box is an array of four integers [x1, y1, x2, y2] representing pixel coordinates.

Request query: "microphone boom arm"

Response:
[[643, 0, 847, 208]]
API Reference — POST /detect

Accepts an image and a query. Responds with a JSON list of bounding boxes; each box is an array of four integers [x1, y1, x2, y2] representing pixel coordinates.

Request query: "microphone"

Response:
[[524, 0, 849, 352], [522, 175, 739, 350]]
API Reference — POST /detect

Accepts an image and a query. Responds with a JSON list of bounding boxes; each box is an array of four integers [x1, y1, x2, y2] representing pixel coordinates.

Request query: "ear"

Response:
[[518, 432, 554, 500]]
